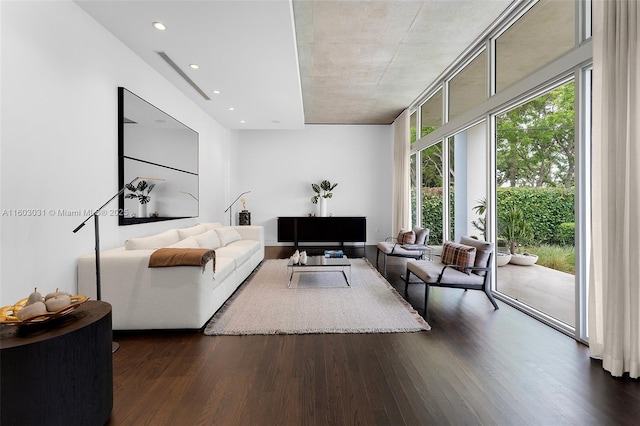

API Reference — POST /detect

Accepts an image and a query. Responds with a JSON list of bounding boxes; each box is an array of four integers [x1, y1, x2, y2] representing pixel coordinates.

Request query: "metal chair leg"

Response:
[[424, 285, 430, 320], [404, 268, 411, 297]]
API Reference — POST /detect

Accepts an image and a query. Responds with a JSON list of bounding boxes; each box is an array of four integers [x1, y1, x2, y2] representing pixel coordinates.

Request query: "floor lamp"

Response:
[[224, 191, 251, 226], [73, 176, 164, 353]]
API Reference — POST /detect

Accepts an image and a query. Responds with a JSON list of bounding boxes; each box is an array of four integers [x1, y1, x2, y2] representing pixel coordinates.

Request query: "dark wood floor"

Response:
[[109, 246, 639, 425]]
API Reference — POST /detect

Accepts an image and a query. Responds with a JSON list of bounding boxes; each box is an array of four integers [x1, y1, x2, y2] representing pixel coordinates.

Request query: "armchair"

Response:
[[404, 236, 499, 320], [376, 227, 429, 276]]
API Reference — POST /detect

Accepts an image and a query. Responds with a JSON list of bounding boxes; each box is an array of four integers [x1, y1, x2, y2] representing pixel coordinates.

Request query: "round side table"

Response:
[[1, 300, 113, 425]]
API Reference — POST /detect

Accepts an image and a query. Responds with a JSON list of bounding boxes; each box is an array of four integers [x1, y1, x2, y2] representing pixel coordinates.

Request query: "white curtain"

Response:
[[589, 0, 640, 379], [391, 109, 411, 235]]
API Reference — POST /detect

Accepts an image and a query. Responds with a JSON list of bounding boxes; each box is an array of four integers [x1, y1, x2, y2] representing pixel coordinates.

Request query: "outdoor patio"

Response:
[[496, 263, 575, 327]]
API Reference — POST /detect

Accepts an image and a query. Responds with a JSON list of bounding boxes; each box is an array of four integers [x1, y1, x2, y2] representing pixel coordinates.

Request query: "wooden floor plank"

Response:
[[109, 246, 640, 425]]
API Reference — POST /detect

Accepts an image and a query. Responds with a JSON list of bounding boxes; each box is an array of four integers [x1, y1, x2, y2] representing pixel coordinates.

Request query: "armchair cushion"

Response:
[[397, 229, 416, 244], [441, 241, 476, 274], [376, 241, 424, 257], [413, 227, 429, 245], [407, 260, 485, 285], [459, 237, 494, 276]]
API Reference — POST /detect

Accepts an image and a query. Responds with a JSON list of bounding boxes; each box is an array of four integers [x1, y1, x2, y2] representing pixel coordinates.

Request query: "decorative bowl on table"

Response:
[[0, 295, 89, 325]]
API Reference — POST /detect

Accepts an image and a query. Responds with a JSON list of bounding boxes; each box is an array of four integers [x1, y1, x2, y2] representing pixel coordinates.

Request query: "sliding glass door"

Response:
[[494, 80, 577, 328]]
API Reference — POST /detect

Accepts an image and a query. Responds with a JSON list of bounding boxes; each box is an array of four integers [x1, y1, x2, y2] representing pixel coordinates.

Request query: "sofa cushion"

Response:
[[215, 240, 260, 267], [215, 227, 242, 246], [177, 224, 207, 240], [195, 230, 221, 249], [441, 241, 476, 274], [213, 256, 235, 282], [397, 229, 416, 244], [166, 236, 200, 248], [125, 229, 180, 250], [459, 236, 494, 276], [200, 222, 223, 231]]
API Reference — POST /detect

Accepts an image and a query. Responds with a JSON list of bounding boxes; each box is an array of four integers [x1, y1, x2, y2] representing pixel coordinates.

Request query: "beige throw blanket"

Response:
[[149, 248, 215, 273]]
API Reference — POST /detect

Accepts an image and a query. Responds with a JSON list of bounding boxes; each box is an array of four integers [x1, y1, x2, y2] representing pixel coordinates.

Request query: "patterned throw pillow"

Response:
[[441, 242, 477, 274], [397, 229, 416, 244]]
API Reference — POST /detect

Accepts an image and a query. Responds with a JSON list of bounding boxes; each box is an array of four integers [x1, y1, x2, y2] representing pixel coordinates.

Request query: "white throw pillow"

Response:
[[195, 229, 221, 249], [166, 236, 200, 248], [177, 224, 207, 240], [200, 222, 223, 231], [124, 229, 180, 250], [215, 227, 242, 246]]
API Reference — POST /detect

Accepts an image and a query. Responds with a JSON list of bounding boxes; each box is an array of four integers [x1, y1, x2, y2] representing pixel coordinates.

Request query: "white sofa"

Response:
[[77, 223, 264, 330]]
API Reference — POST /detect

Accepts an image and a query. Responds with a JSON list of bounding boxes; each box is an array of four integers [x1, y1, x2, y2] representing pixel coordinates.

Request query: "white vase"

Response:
[[319, 197, 328, 217], [138, 203, 148, 218]]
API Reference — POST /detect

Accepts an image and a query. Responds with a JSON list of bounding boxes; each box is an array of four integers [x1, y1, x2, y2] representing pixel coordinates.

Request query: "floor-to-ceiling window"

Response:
[[407, 0, 591, 340], [420, 142, 445, 245]]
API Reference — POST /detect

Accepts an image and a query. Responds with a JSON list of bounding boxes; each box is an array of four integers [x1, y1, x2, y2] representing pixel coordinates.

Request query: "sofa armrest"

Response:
[[77, 247, 155, 299]]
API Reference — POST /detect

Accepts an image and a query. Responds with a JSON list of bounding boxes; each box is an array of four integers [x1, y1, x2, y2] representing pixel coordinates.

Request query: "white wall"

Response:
[[466, 122, 488, 239], [0, 1, 230, 305], [235, 125, 393, 245]]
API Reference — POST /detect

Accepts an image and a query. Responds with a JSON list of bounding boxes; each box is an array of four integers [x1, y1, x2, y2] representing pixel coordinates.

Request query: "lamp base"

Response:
[[239, 210, 251, 225]]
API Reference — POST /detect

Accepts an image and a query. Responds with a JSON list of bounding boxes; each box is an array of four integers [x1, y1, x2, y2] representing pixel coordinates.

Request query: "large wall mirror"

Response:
[[118, 87, 199, 225]]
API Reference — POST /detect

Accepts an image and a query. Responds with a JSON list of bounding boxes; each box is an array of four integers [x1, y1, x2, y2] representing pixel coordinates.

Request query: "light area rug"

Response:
[[204, 258, 430, 335]]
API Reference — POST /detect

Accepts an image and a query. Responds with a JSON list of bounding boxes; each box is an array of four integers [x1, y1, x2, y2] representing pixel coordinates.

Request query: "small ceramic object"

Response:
[[26, 288, 42, 305], [45, 294, 71, 312], [291, 250, 300, 264], [300, 251, 308, 265], [17, 301, 47, 321], [45, 288, 70, 300]]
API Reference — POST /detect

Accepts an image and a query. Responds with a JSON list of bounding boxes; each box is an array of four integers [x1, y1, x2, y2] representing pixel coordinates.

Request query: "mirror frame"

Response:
[[118, 87, 199, 225]]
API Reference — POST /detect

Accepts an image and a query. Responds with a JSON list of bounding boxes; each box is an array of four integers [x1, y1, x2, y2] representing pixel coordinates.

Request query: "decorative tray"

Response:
[[0, 295, 89, 325]]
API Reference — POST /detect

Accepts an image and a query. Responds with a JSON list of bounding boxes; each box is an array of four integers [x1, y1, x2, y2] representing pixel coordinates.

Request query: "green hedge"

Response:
[[557, 222, 576, 245], [497, 187, 574, 245], [419, 186, 574, 246], [420, 187, 446, 245]]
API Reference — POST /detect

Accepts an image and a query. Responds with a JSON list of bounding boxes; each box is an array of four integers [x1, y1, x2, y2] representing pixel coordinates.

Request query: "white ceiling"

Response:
[[75, 0, 514, 129]]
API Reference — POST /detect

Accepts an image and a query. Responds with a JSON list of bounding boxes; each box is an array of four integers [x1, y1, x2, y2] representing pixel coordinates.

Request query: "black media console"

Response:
[[277, 216, 366, 247]]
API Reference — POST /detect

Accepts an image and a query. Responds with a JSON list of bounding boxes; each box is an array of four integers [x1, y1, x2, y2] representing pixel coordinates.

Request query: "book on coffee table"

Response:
[[324, 250, 344, 258]]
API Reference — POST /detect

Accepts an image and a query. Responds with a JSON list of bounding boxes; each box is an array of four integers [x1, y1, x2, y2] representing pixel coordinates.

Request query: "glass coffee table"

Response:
[[287, 256, 352, 288]]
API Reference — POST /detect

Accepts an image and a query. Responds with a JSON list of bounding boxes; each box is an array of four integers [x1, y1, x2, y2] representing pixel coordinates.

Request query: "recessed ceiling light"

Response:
[[213, 90, 221, 95], [189, 64, 199, 69], [152, 22, 166, 31], [228, 107, 235, 111], [271, 120, 282, 124], [240, 120, 246, 124]]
